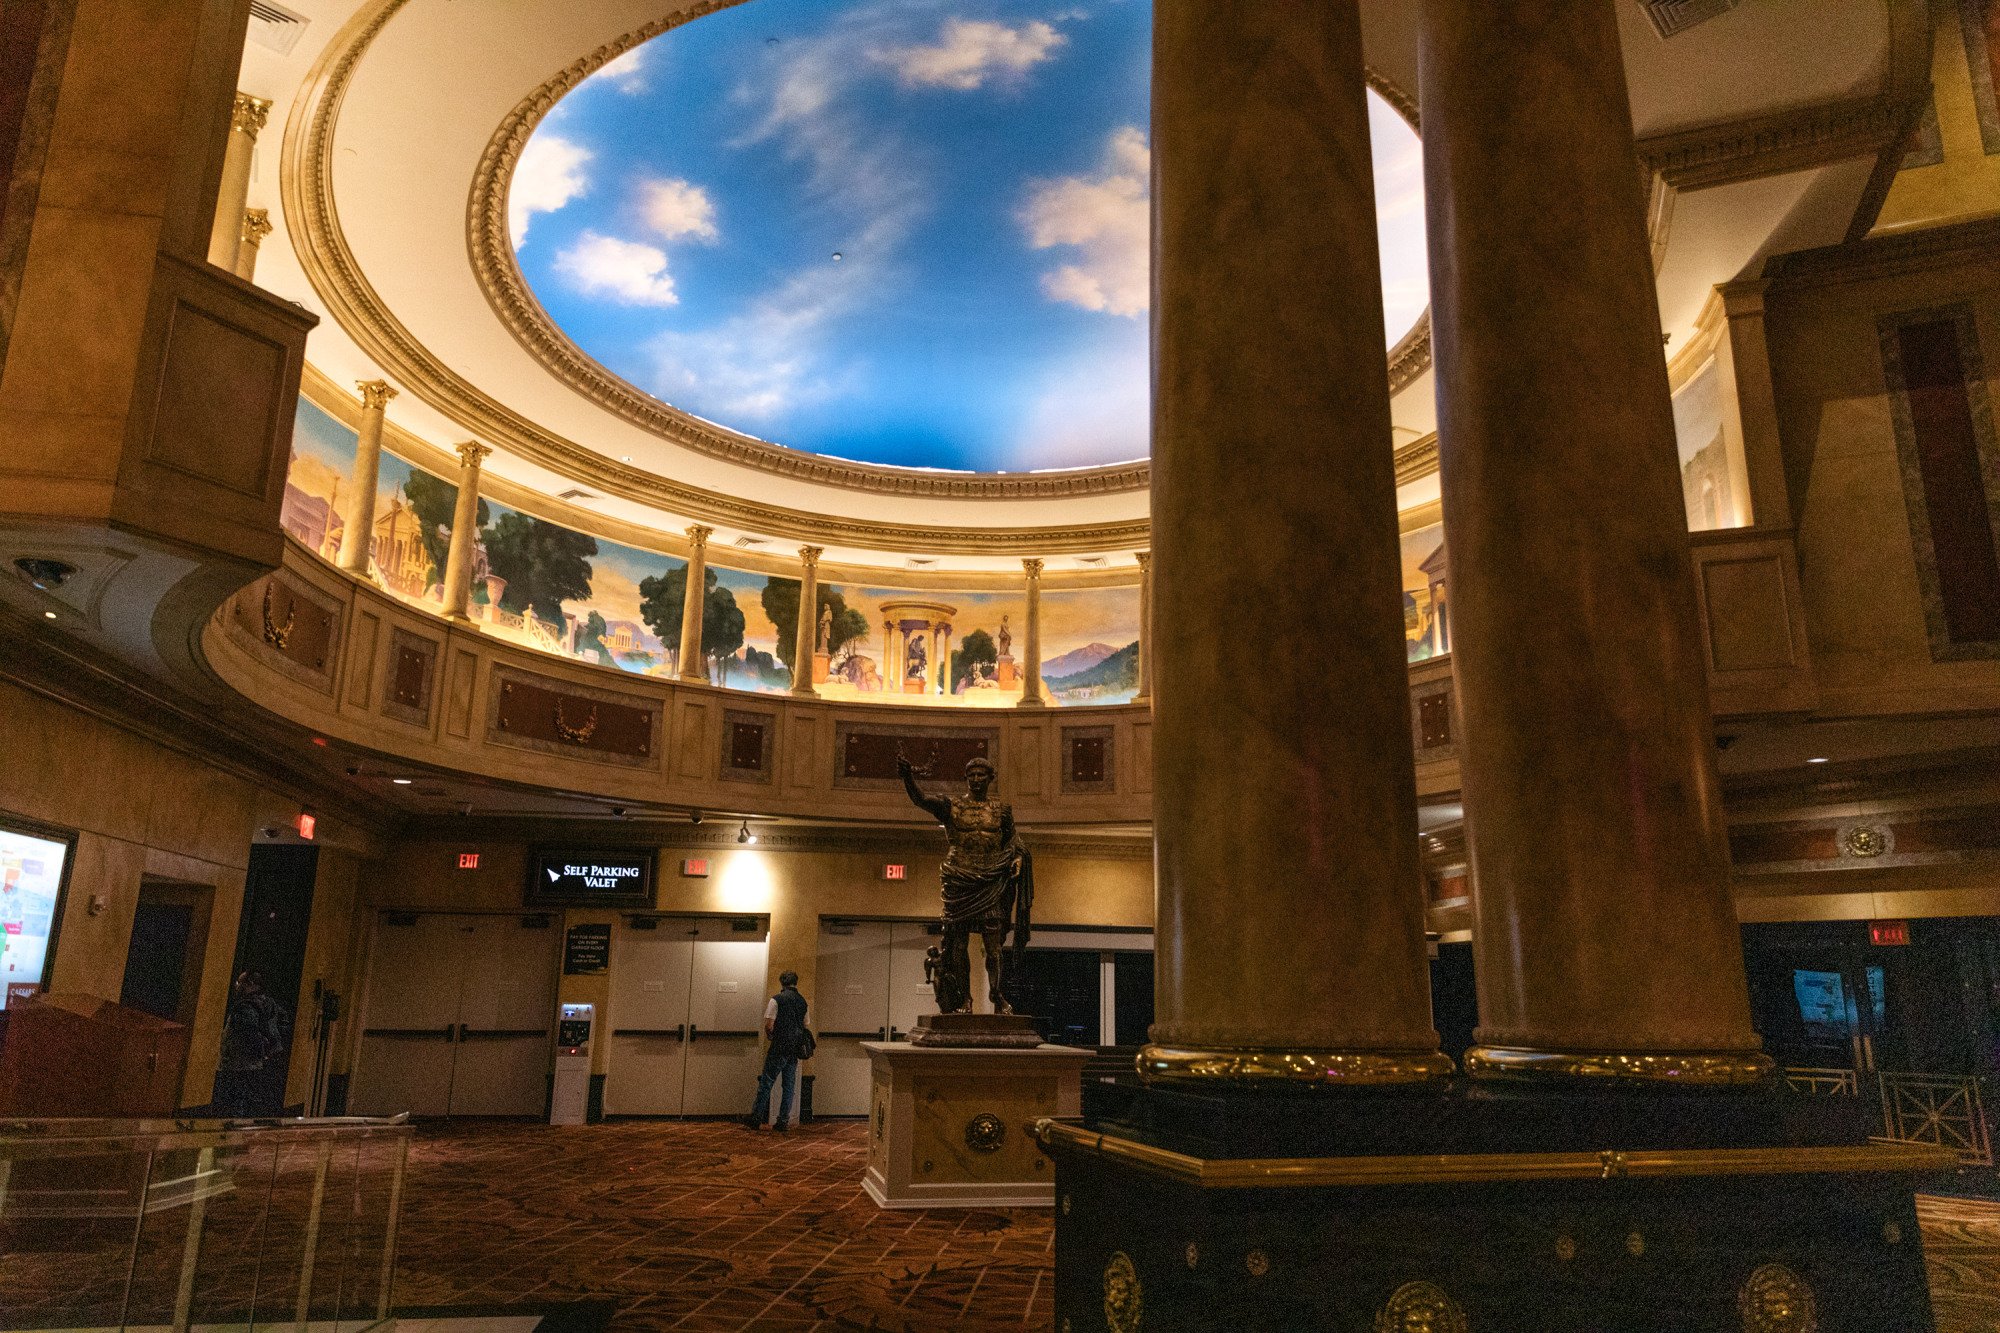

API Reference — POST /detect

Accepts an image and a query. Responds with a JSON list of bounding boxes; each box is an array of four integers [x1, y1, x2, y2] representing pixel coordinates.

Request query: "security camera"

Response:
[[612, 806, 627, 818], [690, 811, 704, 825]]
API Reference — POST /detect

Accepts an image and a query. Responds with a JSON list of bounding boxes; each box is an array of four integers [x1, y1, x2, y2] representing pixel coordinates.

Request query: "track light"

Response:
[[738, 820, 755, 845]]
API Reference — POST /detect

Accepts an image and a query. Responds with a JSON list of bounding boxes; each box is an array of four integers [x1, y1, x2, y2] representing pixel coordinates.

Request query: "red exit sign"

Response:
[[295, 812, 316, 841], [682, 858, 710, 878], [1869, 919, 1910, 947], [457, 852, 480, 870], [883, 864, 906, 880]]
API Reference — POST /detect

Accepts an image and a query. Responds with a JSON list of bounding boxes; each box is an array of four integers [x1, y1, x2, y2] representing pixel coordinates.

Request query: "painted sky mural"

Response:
[[509, 0, 1428, 473], [279, 400, 1153, 702]]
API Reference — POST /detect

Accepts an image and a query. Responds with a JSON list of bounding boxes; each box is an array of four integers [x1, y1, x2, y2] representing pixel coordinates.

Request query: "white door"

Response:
[[889, 921, 942, 1038], [681, 918, 770, 1115], [812, 922, 893, 1115], [350, 915, 460, 1116], [449, 916, 557, 1116], [604, 919, 696, 1115]]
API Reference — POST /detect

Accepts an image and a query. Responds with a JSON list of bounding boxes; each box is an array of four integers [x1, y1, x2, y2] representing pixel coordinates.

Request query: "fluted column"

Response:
[[937, 624, 953, 694], [338, 381, 397, 575], [677, 526, 713, 682], [1420, 0, 1768, 1082], [1143, 0, 1447, 1084], [1016, 559, 1047, 708], [791, 545, 822, 696], [1133, 550, 1153, 705], [208, 93, 269, 272], [235, 208, 271, 281], [439, 441, 490, 622]]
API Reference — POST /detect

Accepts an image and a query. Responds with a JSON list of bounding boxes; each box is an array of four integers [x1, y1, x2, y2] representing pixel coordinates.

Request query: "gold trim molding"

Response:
[[1463, 1046, 1778, 1086], [1027, 1118, 1958, 1189], [1138, 1044, 1455, 1087]]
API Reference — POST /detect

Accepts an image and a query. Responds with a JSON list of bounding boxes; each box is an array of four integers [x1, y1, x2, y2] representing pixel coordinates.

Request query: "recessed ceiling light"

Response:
[[621, 455, 633, 463], [1806, 757, 1830, 764], [41, 611, 56, 620], [392, 777, 413, 785], [831, 252, 842, 262]]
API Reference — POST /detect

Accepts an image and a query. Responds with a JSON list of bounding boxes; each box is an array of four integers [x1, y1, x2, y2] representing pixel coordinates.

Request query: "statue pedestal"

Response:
[[996, 656, 1018, 686], [812, 650, 831, 683], [1034, 1080, 1950, 1329], [909, 1012, 1042, 1048], [862, 1041, 1089, 1210]]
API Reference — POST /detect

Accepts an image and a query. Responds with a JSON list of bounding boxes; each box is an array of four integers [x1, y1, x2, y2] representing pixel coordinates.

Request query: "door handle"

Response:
[[1861, 1034, 1876, 1071], [448, 1024, 460, 1042], [879, 1025, 888, 1040], [889, 1025, 900, 1041], [688, 1023, 697, 1042]]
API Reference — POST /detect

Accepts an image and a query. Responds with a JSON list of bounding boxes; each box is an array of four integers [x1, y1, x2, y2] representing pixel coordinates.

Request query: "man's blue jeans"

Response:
[[750, 1051, 798, 1127]]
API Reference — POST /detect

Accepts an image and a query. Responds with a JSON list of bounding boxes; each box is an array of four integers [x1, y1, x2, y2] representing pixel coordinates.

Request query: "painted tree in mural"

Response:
[[637, 566, 745, 680], [401, 471, 488, 586], [578, 610, 614, 666], [950, 628, 999, 690], [759, 578, 869, 676], [482, 512, 598, 624]]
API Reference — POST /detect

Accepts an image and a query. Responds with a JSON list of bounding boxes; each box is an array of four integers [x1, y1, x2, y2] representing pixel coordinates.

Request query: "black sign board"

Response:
[[527, 847, 656, 907], [563, 924, 612, 975]]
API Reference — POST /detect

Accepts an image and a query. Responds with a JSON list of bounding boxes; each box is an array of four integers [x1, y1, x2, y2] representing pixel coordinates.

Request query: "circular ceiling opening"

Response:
[[511, 0, 1426, 475]]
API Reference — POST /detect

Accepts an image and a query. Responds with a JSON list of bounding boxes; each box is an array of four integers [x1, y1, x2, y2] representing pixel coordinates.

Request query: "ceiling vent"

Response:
[[1640, 0, 1739, 39], [732, 536, 767, 548], [1075, 555, 1108, 567], [906, 557, 936, 568], [248, 0, 309, 55], [556, 488, 595, 502]]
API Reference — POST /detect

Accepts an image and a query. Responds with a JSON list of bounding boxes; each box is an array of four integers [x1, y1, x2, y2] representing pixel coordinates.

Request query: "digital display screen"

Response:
[[0, 821, 75, 1009], [526, 847, 655, 907]]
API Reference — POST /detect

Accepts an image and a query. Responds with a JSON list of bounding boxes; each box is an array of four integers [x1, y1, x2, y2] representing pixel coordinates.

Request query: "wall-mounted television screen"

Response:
[[526, 847, 656, 908], [0, 816, 77, 1010]]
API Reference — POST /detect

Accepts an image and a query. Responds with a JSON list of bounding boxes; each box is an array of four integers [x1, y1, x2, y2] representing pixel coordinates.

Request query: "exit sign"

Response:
[[458, 852, 481, 870], [883, 864, 906, 880], [683, 858, 710, 878], [296, 812, 316, 841], [1870, 919, 1910, 947]]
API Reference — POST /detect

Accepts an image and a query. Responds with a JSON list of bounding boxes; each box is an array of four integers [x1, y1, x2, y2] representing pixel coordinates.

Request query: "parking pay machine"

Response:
[[551, 1002, 593, 1125]]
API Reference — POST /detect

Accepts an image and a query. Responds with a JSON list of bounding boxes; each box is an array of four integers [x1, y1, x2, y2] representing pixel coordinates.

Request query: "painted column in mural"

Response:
[[338, 380, 398, 575], [936, 622, 953, 695], [236, 209, 272, 282], [881, 620, 894, 693], [1420, 0, 1768, 1082], [677, 525, 713, 683], [439, 441, 491, 622], [208, 93, 268, 272], [1134, 549, 1153, 705], [791, 545, 822, 697], [1017, 558, 1046, 707]]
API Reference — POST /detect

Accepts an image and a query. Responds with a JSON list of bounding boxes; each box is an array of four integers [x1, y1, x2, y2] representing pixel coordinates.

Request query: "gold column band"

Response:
[[1138, 1044, 1456, 1087], [1463, 1046, 1777, 1086]]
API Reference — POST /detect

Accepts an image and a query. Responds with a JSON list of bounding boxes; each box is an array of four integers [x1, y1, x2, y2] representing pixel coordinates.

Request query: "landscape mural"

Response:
[[279, 399, 1145, 704], [1401, 522, 1450, 662]]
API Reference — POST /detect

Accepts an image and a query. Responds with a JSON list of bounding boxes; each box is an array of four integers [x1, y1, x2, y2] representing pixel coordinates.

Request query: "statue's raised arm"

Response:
[[896, 756, 951, 824]]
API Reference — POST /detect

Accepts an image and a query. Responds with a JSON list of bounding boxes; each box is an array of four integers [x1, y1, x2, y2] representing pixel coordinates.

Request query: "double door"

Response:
[[605, 916, 769, 1116], [812, 920, 940, 1115], [349, 913, 557, 1117], [1742, 924, 1909, 1075]]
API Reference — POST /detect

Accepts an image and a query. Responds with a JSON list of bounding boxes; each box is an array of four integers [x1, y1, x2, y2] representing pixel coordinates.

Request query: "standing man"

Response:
[[216, 970, 290, 1117], [745, 970, 808, 1131]]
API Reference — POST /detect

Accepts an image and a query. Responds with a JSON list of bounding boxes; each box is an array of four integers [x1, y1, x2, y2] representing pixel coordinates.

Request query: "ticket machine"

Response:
[[551, 1002, 593, 1125]]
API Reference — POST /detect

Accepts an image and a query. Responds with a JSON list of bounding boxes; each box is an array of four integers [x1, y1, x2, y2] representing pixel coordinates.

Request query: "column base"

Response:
[[1464, 1046, 1777, 1087], [1139, 1044, 1455, 1088]]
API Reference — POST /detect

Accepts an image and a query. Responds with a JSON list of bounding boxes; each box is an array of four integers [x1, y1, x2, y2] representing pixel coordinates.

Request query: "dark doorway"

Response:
[[1430, 941, 1478, 1065], [119, 880, 212, 1026], [1010, 948, 1102, 1046], [1112, 950, 1154, 1047], [213, 844, 319, 1114]]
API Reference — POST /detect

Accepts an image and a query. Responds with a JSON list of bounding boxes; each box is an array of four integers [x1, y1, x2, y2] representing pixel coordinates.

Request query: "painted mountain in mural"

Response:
[[1046, 641, 1138, 696], [1041, 643, 1119, 678]]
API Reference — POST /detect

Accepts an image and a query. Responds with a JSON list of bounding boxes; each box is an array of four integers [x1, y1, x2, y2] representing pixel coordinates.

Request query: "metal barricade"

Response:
[[1783, 1067, 1861, 1096], [0, 1114, 411, 1332], [1877, 1072, 1994, 1168]]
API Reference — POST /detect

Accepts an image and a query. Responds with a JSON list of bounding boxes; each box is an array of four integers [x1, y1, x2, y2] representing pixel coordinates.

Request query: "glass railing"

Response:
[[0, 1115, 411, 1333]]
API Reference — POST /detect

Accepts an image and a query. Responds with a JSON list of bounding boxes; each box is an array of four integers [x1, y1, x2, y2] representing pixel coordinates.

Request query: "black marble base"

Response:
[[1041, 1080, 1947, 1331]]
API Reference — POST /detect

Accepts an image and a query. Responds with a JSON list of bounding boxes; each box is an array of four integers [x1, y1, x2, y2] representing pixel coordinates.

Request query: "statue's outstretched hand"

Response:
[[896, 756, 914, 779]]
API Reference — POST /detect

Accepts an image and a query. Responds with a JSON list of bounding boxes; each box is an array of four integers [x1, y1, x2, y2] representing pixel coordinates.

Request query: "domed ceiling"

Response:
[[510, 0, 1428, 475]]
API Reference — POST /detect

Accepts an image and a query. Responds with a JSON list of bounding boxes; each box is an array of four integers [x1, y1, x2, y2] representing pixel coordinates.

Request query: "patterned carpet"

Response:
[[388, 1120, 2000, 1333]]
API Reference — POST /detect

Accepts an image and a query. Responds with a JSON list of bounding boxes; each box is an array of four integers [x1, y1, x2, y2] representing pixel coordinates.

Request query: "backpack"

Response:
[[793, 1027, 816, 1061]]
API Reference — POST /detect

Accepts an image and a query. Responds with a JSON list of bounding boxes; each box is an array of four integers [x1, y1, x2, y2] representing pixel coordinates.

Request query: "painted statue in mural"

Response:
[[817, 601, 833, 654], [896, 754, 1034, 1014], [905, 634, 927, 682], [996, 614, 1012, 658]]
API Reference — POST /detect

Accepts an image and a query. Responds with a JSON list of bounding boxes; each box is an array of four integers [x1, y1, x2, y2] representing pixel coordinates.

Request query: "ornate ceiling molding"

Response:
[[1637, 94, 1921, 193]]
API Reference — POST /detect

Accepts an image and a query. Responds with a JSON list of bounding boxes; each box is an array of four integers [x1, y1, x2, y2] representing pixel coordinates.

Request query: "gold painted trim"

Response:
[[276, 0, 1149, 555], [1463, 1046, 1778, 1086], [1138, 1044, 1455, 1087], [1027, 1118, 1958, 1188]]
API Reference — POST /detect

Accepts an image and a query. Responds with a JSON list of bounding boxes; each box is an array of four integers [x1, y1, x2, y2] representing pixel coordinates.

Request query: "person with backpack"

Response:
[[743, 971, 811, 1132], [216, 970, 291, 1117]]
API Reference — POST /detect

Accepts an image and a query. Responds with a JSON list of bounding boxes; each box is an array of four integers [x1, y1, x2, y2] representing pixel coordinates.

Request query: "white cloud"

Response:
[[874, 18, 1065, 90], [637, 177, 720, 243], [1018, 125, 1149, 317], [553, 231, 680, 306], [590, 47, 648, 94], [1007, 319, 1149, 469], [510, 132, 592, 248]]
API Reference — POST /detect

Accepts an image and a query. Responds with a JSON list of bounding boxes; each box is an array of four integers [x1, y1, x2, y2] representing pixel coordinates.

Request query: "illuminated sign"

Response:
[[884, 864, 906, 880], [1869, 919, 1910, 947], [0, 817, 76, 1010], [682, 858, 710, 877], [458, 852, 481, 870], [296, 812, 316, 841], [526, 847, 655, 907]]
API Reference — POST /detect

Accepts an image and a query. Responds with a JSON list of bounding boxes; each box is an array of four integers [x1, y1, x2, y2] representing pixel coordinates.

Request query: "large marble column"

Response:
[[207, 93, 269, 272], [1133, 550, 1153, 705], [439, 441, 490, 623], [678, 525, 713, 683], [338, 381, 397, 575], [1144, 0, 1446, 1084], [1419, 0, 1768, 1081], [1016, 559, 1047, 708], [791, 545, 822, 697], [235, 208, 271, 282]]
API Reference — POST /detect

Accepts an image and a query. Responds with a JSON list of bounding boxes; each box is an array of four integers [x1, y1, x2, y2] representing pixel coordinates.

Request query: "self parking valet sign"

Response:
[[526, 847, 657, 907]]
